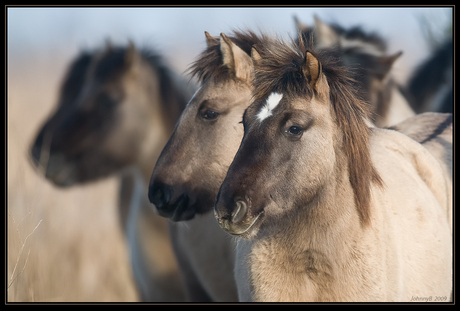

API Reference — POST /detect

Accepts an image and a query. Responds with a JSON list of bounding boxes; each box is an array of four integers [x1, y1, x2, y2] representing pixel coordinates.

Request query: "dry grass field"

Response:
[[7, 52, 140, 302]]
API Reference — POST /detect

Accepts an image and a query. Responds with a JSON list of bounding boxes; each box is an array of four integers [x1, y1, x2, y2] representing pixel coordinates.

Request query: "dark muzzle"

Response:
[[148, 181, 194, 221]]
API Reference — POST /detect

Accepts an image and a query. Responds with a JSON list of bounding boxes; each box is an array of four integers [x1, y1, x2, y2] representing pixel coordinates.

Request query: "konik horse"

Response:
[[30, 41, 193, 301]]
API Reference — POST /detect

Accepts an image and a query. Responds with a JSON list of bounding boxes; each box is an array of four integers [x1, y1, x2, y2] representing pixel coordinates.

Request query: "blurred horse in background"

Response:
[[295, 16, 415, 127], [406, 37, 452, 114], [30, 40, 194, 301]]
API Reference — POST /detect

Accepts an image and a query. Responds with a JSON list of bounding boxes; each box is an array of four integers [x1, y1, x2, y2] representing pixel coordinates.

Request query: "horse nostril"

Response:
[[148, 182, 171, 209], [231, 200, 248, 224], [149, 187, 164, 207]]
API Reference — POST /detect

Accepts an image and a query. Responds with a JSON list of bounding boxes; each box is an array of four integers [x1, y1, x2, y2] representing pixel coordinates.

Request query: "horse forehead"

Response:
[[256, 92, 284, 123], [189, 79, 243, 107]]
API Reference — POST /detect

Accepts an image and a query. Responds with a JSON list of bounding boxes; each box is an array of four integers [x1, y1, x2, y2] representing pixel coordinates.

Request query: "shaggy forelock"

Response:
[[187, 30, 268, 83]]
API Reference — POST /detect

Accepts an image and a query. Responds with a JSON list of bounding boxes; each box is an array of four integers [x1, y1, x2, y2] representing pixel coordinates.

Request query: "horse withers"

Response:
[[30, 41, 192, 301]]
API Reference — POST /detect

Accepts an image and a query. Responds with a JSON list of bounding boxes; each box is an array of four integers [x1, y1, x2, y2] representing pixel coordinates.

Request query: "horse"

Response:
[[29, 41, 193, 301], [406, 37, 453, 114], [148, 30, 267, 301], [214, 35, 452, 302], [295, 15, 415, 127]]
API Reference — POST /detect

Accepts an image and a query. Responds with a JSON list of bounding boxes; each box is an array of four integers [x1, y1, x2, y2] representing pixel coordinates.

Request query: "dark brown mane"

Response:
[[72, 44, 189, 129], [57, 51, 94, 108], [253, 35, 383, 225], [187, 30, 267, 83], [139, 47, 190, 126]]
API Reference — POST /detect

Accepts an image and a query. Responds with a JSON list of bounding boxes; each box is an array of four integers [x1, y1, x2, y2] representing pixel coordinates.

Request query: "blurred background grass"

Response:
[[6, 6, 452, 302]]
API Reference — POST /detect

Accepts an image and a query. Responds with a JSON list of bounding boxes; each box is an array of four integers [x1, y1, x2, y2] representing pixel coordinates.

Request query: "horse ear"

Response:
[[304, 51, 329, 99], [376, 51, 403, 79], [104, 37, 113, 52], [125, 40, 141, 71], [302, 51, 322, 88], [251, 46, 262, 65], [205, 31, 219, 48], [379, 51, 403, 66], [294, 15, 310, 33], [220, 33, 253, 83], [314, 15, 339, 49]]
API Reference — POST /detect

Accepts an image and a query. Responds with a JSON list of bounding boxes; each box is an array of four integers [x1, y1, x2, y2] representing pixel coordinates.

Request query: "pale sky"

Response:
[[7, 6, 452, 82]]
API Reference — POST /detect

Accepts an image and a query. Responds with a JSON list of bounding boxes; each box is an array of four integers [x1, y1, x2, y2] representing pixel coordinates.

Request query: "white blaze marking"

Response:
[[256, 92, 283, 122]]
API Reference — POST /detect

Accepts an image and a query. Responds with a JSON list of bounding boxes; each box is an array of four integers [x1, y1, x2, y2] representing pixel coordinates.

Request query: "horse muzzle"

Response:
[[214, 198, 263, 238], [148, 181, 196, 221]]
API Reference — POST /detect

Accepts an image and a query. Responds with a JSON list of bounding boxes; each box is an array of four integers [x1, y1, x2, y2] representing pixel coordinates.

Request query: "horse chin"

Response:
[[217, 211, 264, 239]]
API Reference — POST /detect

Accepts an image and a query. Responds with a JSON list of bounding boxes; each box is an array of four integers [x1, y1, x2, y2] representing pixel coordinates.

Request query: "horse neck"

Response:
[[251, 151, 366, 301], [384, 86, 415, 127], [289, 151, 363, 253], [374, 78, 415, 127]]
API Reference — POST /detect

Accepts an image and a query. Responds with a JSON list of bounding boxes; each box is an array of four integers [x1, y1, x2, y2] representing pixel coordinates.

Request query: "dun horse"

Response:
[[30, 41, 192, 301], [214, 36, 452, 302], [148, 30, 269, 301], [295, 16, 415, 127]]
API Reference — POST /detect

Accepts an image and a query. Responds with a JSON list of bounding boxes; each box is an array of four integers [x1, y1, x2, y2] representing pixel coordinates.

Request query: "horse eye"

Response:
[[201, 109, 219, 120], [286, 126, 303, 136]]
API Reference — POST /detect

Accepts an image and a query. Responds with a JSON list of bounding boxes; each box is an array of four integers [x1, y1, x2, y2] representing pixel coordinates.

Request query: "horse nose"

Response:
[[215, 197, 258, 236], [216, 198, 249, 227], [148, 182, 192, 221], [148, 181, 172, 211]]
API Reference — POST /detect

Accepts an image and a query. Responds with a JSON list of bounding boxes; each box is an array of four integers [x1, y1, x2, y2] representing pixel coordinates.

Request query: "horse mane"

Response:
[[187, 30, 268, 83], [253, 34, 383, 225], [297, 22, 395, 125], [139, 47, 190, 125], [58, 51, 94, 107], [66, 43, 188, 128]]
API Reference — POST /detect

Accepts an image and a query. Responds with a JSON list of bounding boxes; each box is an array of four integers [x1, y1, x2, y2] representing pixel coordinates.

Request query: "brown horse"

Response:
[[214, 35, 452, 301], [30, 41, 193, 301], [148, 30, 267, 301], [295, 16, 415, 127]]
